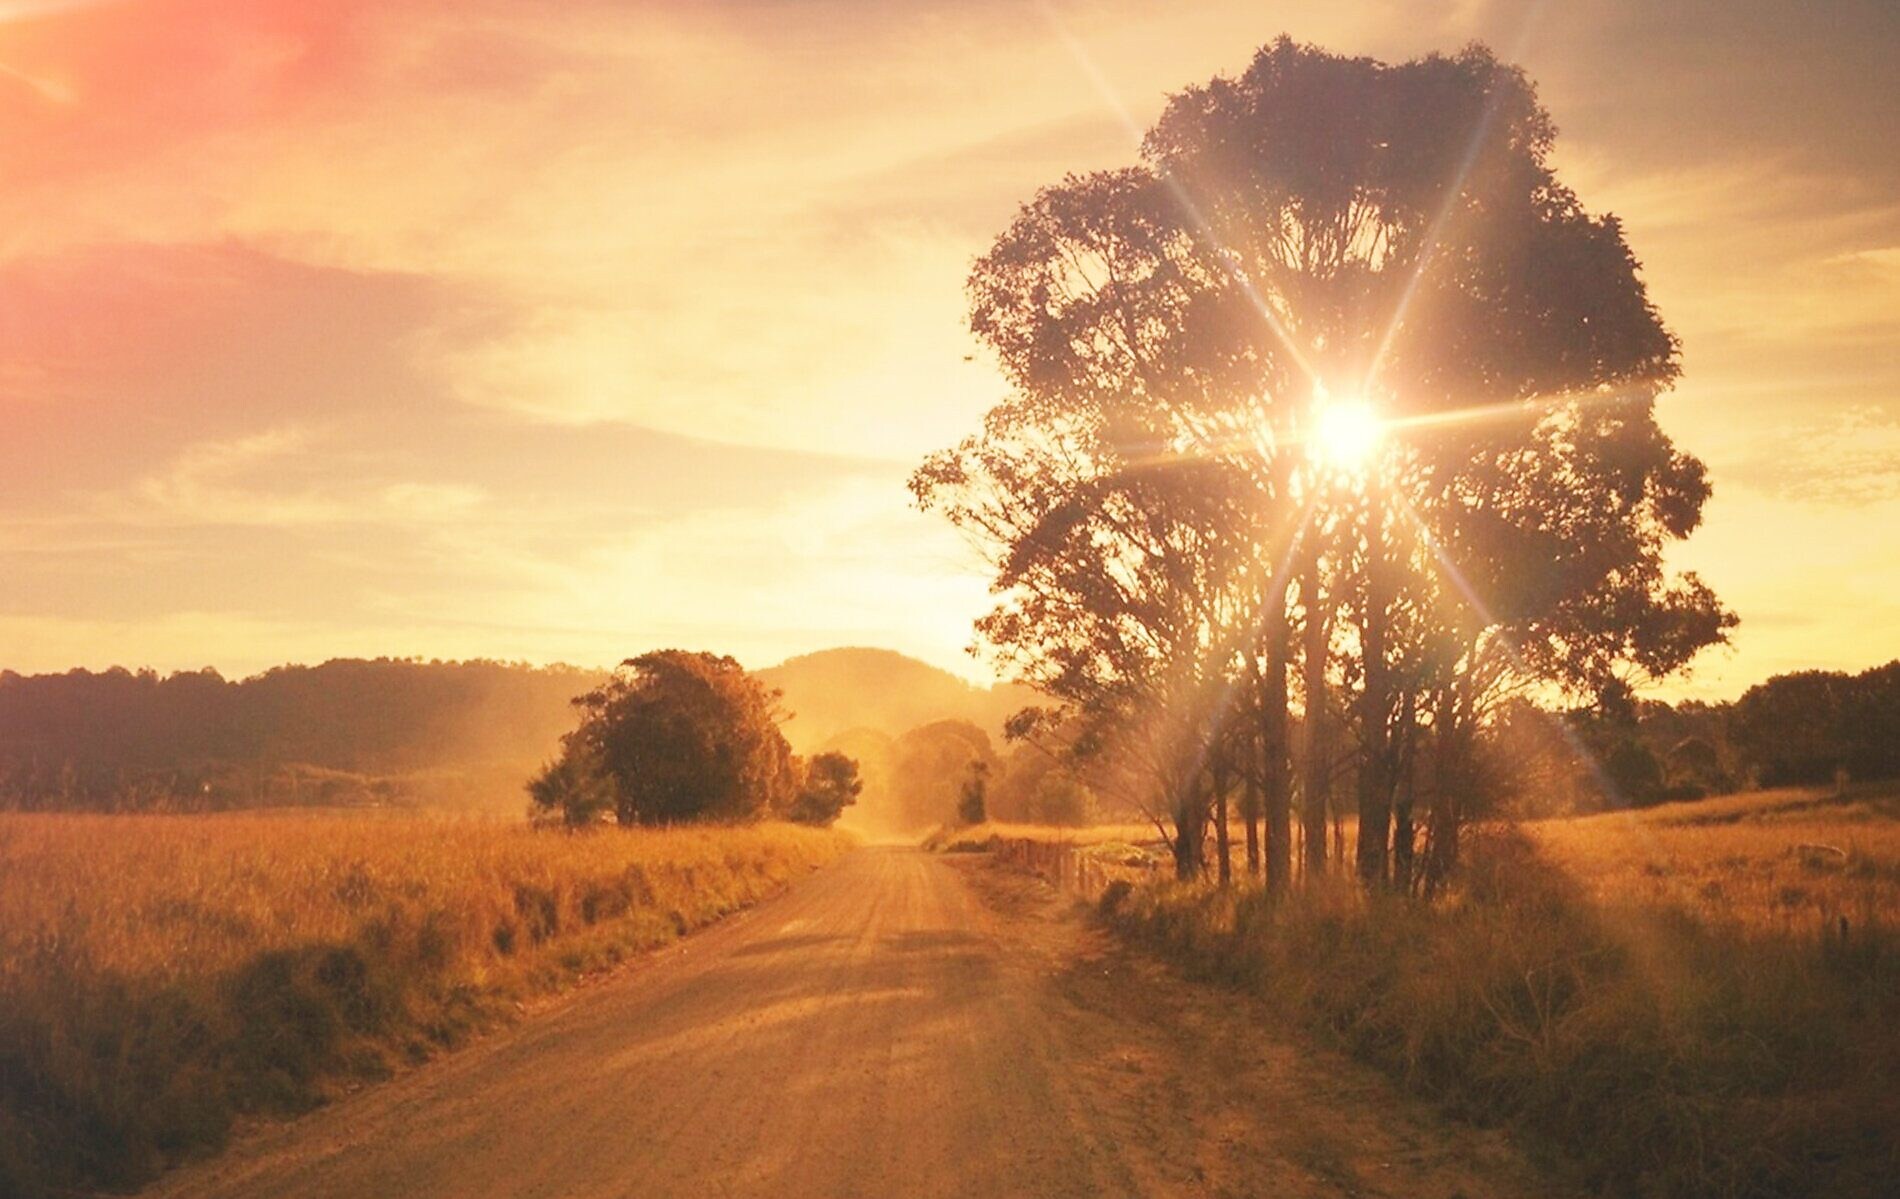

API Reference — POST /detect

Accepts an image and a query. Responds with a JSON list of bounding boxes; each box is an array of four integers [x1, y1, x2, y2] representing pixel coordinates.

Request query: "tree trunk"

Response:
[[1392, 691, 1418, 892], [1355, 506, 1393, 887], [1262, 596, 1293, 898], [1213, 763, 1232, 886], [1172, 778, 1206, 881], [1423, 682, 1470, 898], [1242, 768, 1262, 877], [1300, 547, 1330, 880]]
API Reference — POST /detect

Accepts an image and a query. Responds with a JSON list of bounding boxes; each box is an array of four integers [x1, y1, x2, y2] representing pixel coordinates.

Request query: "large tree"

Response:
[[916, 38, 1729, 886]]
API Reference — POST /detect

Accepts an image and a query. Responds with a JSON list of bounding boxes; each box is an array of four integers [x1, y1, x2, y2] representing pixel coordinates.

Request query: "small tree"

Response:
[[957, 760, 990, 825], [887, 720, 997, 829], [786, 751, 862, 827]]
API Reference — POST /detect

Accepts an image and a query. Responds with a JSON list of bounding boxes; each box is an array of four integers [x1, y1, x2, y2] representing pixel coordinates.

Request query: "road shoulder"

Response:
[[947, 854, 1580, 1199]]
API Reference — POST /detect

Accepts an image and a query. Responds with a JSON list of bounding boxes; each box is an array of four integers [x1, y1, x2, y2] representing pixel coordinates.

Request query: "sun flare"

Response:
[[1313, 397, 1384, 468]]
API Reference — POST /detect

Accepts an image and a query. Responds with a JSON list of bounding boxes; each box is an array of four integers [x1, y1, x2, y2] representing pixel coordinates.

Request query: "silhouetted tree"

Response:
[[559, 651, 798, 825], [527, 743, 615, 828], [1732, 670, 1849, 786], [787, 751, 862, 826], [916, 36, 1730, 890], [1732, 663, 1900, 787], [957, 760, 990, 826], [1843, 662, 1900, 781], [886, 720, 997, 830]]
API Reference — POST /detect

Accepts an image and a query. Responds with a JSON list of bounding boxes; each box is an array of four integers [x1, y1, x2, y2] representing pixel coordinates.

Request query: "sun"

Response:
[[1313, 397, 1384, 468]]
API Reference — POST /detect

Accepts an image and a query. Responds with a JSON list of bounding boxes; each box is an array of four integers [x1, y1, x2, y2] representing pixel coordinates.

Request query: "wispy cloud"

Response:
[[99, 427, 485, 529]]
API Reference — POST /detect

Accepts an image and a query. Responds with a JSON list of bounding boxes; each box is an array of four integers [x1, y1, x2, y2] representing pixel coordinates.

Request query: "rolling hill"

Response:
[[755, 647, 1035, 753]]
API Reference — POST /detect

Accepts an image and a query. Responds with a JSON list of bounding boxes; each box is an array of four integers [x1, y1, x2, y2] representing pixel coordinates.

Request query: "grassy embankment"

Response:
[[0, 812, 850, 1196], [971, 786, 1900, 1199]]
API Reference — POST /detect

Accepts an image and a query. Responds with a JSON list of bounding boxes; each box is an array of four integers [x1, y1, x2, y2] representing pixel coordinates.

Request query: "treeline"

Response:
[[0, 650, 1069, 823], [1486, 662, 1900, 816], [526, 652, 1090, 834], [0, 659, 599, 810], [1734, 662, 1900, 786]]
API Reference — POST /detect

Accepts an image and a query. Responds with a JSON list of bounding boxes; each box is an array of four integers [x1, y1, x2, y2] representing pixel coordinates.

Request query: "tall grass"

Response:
[[1097, 816, 1898, 1199], [0, 812, 849, 1196], [1525, 786, 1900, 936]]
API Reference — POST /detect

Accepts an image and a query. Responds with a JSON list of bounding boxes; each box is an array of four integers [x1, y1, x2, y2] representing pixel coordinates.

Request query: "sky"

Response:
[[1, 0, 1895, 697]]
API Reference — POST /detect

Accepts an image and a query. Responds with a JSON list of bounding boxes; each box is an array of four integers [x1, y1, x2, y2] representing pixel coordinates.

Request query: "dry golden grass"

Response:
[[971, 787, 1900, 1199], [1527, 784, 1900, 935], [923, 818, 1160, 853], [0, 812, 850, 1196]]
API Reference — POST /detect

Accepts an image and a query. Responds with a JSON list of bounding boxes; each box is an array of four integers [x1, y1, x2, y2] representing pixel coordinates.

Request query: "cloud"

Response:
[[4, 0, 1899, 691], [100, 427, 489, 528], [1722, 408, 1900, 506], [370, 472, 995, 676]]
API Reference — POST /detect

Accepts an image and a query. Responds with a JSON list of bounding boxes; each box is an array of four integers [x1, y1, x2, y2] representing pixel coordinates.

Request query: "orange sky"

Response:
[[2, 0, 1896, 696]]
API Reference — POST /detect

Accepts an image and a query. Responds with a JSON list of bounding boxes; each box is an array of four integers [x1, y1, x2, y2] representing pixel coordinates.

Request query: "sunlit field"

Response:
[[0, 813, 849, 1195], [1527, 784, 1900, 934], [966, 787, 1900, 1199]]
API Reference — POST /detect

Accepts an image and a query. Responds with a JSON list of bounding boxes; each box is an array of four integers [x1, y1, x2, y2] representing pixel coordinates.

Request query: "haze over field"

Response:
[[3, 1, 1898, 698]]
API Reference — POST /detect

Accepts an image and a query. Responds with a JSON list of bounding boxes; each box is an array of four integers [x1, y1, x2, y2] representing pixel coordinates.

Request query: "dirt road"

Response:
[[151, 848, 1564, 1199]]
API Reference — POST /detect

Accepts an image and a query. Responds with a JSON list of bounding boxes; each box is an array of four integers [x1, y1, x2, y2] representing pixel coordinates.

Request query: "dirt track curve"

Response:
[[149, 848, 1567, 1199]]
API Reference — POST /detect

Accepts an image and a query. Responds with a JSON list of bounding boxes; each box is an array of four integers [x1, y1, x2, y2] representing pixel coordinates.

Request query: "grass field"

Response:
[[1527, 784, 1900, 934], [0, 812, 850, 1196], [970, 785, 1900, 1199]]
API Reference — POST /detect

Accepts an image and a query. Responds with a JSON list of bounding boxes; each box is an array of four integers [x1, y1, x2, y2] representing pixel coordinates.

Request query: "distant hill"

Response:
[[756, 647, 1036, 753]]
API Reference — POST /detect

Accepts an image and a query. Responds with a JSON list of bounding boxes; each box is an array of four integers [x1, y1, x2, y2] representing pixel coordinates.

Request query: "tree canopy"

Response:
[[787, 750, 863, 827], [915, 37, 1731, 887], [550, 650, 801, 826]]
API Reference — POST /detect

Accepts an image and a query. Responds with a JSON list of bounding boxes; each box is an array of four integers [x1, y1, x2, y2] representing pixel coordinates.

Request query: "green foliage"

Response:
[[786, 751, 862, 827]]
